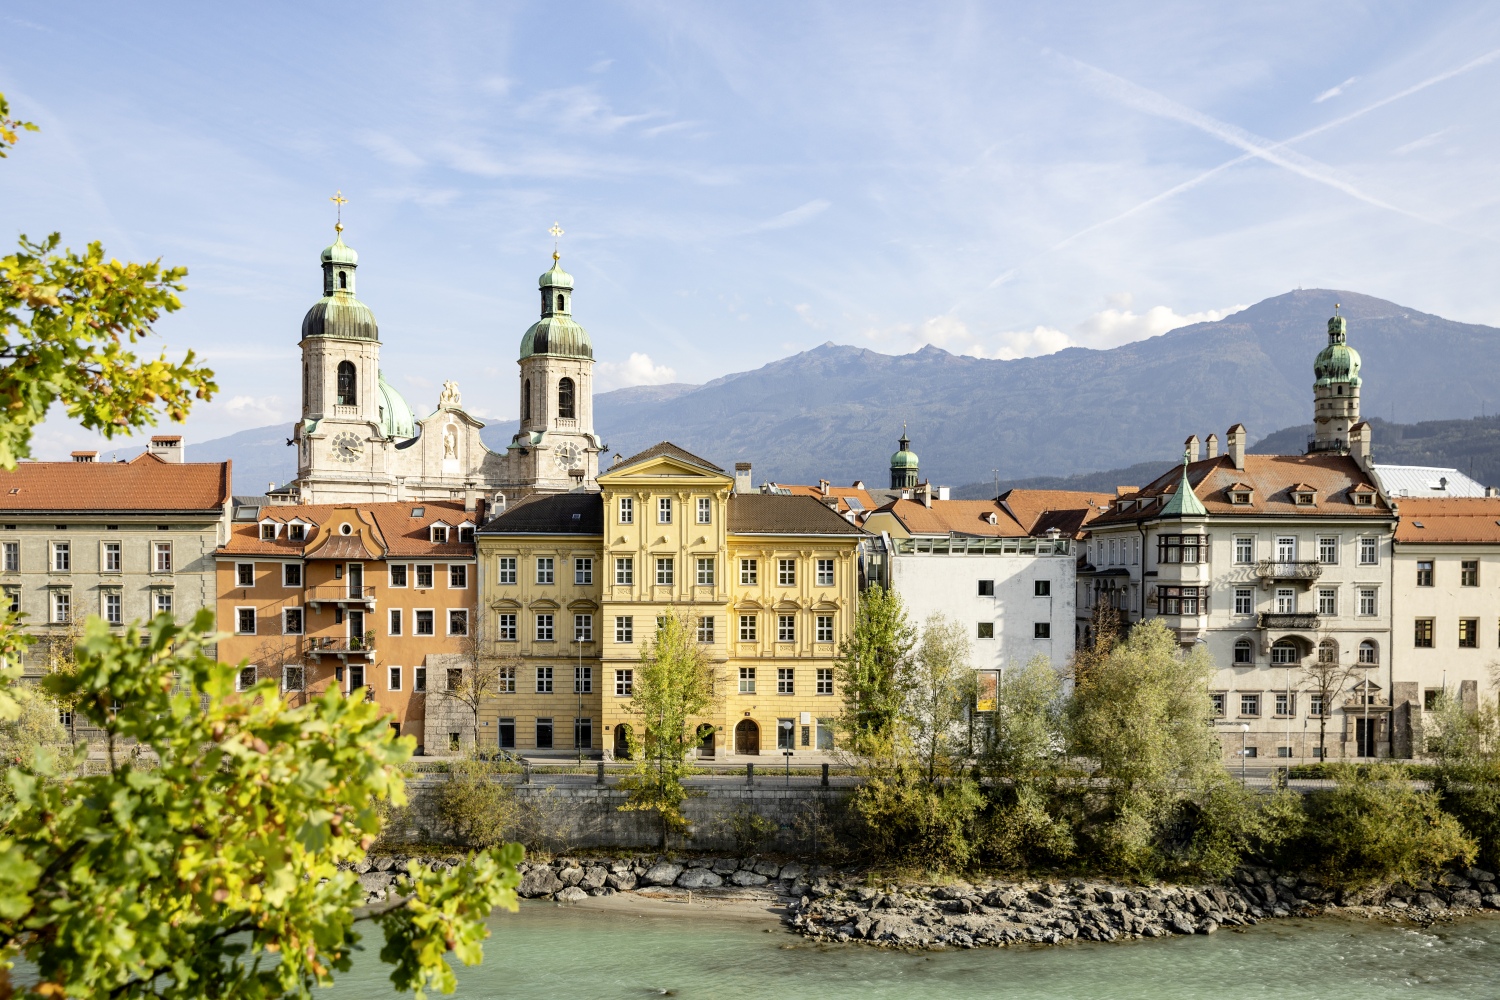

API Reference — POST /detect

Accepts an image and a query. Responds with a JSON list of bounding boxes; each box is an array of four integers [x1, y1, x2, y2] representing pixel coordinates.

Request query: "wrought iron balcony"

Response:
[[1255, 560, 1323, 584], [305, 636, 377, 659], [1257, 612, 1320, 631]]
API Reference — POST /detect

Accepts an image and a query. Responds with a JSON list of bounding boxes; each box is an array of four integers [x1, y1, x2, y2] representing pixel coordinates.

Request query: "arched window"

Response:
[[1271, 639, 1300, 665], [558, 377, 575, 419], [336, 361, 356, 406], [338, 270, 347, 289], [1358, 640, 1378, 665], [1233, 639, 1254, 665], [556, 293, 565, 312], [1318, 638, 1339, 664], [522, 379, 531, 422]]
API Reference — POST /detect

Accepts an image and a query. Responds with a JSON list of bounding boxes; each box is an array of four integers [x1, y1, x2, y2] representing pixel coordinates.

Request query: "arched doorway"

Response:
[[734, 719, 759, 755], [697, 723, 716, 758], [613, 724, 632, 760]]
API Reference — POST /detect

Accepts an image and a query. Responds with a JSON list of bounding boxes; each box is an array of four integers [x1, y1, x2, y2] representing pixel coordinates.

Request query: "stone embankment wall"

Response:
[[385, 779, 851, 853]]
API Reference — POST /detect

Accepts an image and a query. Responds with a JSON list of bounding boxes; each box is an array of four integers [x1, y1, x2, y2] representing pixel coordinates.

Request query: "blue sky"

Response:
[[3, 2, 1500, 456]]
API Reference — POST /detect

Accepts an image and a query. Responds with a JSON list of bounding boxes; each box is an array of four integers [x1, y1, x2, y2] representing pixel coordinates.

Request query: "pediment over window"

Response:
[[489, 598, 522, 610], [773, 598, 803, 611], [566, 598, 600, 612], [527, 598, 561, 611], [811, 598, 842, 611], [733, 598, 764, 611]]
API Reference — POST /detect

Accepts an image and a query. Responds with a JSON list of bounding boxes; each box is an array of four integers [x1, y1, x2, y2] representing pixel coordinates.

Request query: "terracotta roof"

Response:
[[218, 500, 478, 558], [609, 441, 723, 474], [1090, 453, 1392, 525], [767, 483, 884, 517], [0, 452, 230, 513], [727, 494, 867, 535], [479, 493, 604, 535], [998, 489, 1114, 537], [877, 498, 1030, 538], [1394, 498, 1500, 543]]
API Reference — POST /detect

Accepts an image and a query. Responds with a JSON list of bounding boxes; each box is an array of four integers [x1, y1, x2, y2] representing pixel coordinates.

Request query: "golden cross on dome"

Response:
[[549, 221, 564, 262], [330, 190, 348, 233]]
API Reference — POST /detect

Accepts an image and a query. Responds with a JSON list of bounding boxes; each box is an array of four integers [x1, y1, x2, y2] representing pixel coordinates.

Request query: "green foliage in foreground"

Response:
[[0, 612, 521, 999]]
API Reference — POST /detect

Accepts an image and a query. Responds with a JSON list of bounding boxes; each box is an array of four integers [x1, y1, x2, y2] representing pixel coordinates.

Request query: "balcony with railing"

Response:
[[304, 584, 376, 610], [1255, 560, 1323, 588], [305, 635, 377, 660], [1257, 612, 1321, 631]]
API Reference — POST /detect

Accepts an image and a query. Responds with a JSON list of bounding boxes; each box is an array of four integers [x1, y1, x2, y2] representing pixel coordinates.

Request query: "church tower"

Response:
[[505, 252, 603, 491], [890, 430, 920, 489], [1308, 307, 1362, 454]]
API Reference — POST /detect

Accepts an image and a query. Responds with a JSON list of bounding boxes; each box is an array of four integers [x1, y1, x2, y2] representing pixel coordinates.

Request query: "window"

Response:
[[288, 523, 305, 541], [1415, 618, 1435, 648], [574, 666, 592, 694], [696, 557, 714, 586], [535, 613, 554, 641], [740, 559, 758, 585], [1277, 746, 1293, 759], [1358, 640, 1378, 665], [574, 717, 592, 750], [977, 622, 995, 639], [778, 559, 796, 586], [1157, 586, 1202, 615], [104, 592, 122, 625], [777, 718, 796, 750], [1233, 639, 1253, 665], [52, 542, 70, 573], [1416, 560, 1434, 587], [1034, 622, 1051, 639], [283, 665, 305, 692], [1463, 560, 1480, 587], [615, 616, 634, 643], [574, 613, 593, 642], [448, 733, 461, 753], [1, 541, 16, 572], [817, 668, 834, 695], [615, 669, 634, 696], [497, 718, 515, 748], [496, 558, 515, 585], [574, 557, 593, 585], [283, 608, 303, 635], [388, 608, 403, 635], [1275, 537, 1297, 563], [1234, 588, 1253, 616], [739, 614, 757, 641], [1359, 588, 1378, 617], [778, 614, 795, 642], [448, 609, 468, 636], [536, 718, 554, 749], [498, 664, 516, 693], [459, 525, 474, 544], [1035, 580, 1051, 597], [1318, 537, 1339, 565], [390, 563, 409, 587], [777, 668, 795, 694], [415, 564, 433, 589], [658, 497, 672, 524], [615, 557, 634, 586], [99, 541, 121, 573], [430, 525, 449, 545], [1460, 618, 1479, 648], [149, 541, 171, 573], [1271, 640, 1299, 665], [1210, 692, 1226, 718], [536, 667, 553, 693], [388, 666, 402, 691], [536, 557, 554, 585], [1318, 588, 1337, 617], [816, 614, 834, 642], [655, 557, 674, 586], [4, 589, 16, 615], [449, 564, 467, 588], [1234, 537, 1254, 565], [1240, 693, 1261, 717], [1274, 691, 1295, 717], [415, 610, 434, 635], [1310, 693, 1325, 717], [154, 591, 173, 617], [816, 718, 836, 749], [697, 616, 715, 643], [235, 607, 256, 634], [336, 360, 357, 405], [1359, 537, 1378, 565], [739, 667, 756, 693], [1157, 534, 1205, 564], [1424, 689, 1441, 711], [816, 559, 834, 587], [558, 377, 575, 419], [619, 497, 634, 524], [697, 497, 712, 524], [237, 666, 257, 692], [414, 667, 427, 692], [978, 580, 995, 597], [260, 523, 276, 541], [1275, 588, 1295, 614], [235, 563, 254, 587], [1318, 638, 1338, 664], [1243, 746, 1259, 759], [284, 563, 302, 587]]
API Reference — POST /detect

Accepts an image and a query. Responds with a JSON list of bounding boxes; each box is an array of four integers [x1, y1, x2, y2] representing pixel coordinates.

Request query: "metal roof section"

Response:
[[1373, 464, 1488, 498]]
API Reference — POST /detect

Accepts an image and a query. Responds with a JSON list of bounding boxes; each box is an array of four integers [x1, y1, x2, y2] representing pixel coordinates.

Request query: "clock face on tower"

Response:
[[331, 431, 364, 464], [552, 442, 581, 472]]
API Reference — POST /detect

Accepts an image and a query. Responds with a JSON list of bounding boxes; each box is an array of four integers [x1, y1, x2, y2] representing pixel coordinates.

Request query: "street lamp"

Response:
[[1240, 723, 1250, 786], [779, 719, 794, 786]]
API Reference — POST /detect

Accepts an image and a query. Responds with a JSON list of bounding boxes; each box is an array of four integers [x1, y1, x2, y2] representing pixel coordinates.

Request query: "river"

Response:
[[325, 901, 1500, 999]]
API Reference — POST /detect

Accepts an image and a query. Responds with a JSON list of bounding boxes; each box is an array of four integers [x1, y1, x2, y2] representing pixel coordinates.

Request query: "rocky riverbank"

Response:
[[347, 852, 1500, 950]]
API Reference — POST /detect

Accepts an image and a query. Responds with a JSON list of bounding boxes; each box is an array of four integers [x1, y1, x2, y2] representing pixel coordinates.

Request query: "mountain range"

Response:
[[190, 288, 1500, 496]]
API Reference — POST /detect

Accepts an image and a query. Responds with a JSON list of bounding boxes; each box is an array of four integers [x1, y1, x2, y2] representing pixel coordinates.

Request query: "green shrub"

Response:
[[1174, 785, 1305, 880], [438, 755, 519, 849], [722, 806, 778, 855], [849, 772, 984, 871], [978, 784, 1075, 869]]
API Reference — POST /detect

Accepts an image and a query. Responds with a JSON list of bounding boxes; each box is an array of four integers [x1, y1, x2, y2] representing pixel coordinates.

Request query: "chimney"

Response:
[[1185, 434, 1200, 463], [734, 462, 752, 494], [1227, 424, 1246, 471], [851, 480, 865, 490], [1349, 421, 1372, 471], [463, 481, 476, 513], [395, 476, 406, 503], [492, 491, 508, 514], [819, 479, 830, 497], [917, 482, 933, 508], [937, 486, 950, 501], [1205, 433, 1219, 460], [149, 435, 184, 464], [70, 451, 97, 463]]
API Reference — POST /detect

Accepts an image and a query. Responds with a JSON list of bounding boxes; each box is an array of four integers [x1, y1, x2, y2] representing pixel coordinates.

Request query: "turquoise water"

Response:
[[327, 903, 1500, 999]]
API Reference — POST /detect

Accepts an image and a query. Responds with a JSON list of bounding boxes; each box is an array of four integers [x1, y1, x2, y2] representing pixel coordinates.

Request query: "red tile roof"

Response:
[[218, 500, 479, 558], [998, 489, 1114, 538], [1394, 497, 1500, 543], [0, 452, 229, 513], [876, 499, 1032, 538]]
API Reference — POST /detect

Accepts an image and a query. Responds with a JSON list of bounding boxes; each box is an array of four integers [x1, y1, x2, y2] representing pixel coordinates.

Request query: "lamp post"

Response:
[[1240, 723, 1250, 786], [779, 719, 794, 786]]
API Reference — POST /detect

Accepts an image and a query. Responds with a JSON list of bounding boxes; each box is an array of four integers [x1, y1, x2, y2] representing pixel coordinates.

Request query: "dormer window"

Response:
[[259, 522, 277, 541], [985, 512, 999, 525], [288, 523, 306, 541], [1117, 500, 1134, 512], [459, 525, 475, 544], [1227, 483, 1253, 505], [431, 524, 449, 544], [1291, 485, 1317, 506], [1354, 492, 1374, 505]]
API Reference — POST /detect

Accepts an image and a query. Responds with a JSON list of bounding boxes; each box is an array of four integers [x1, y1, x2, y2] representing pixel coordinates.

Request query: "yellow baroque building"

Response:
[[473, 442, 865, 761]]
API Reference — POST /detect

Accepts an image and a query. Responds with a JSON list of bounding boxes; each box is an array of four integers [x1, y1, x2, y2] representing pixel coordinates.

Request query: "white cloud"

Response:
[[596, 352, 678, 390], [356, 130, 424, 168], [744, 199, 830, 233], [224, 395, 285, 423], [1313, 77, 1357, 103]]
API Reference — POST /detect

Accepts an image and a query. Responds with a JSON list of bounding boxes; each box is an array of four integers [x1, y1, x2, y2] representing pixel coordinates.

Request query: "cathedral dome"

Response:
[[1314, 314, 1361, 387], [321, 233, 358, 266], [377, 370, 415, 439], [539, 258, 574, 289], [890, 434, 919, 469], [301, 295, 379, 341], [520, 255, 592, 359]]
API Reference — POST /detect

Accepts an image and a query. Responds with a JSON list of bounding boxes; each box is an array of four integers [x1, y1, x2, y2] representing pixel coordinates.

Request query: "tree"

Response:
[[0, 92, 216, 471], [835, 584, 916, 760], [1425, 694, 1500, 870], [986, 654, 1067, 788], [446, 615, 511, 751], [0, 611, 520, 998], [904, 613, 976, 784], [41, 617, 85, 744], [1302, 638, 1357, 761], [617, 612, 717, 849]]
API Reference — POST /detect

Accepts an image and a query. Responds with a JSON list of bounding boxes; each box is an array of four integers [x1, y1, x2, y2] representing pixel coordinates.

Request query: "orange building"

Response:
[[216, 499, 480, 751]]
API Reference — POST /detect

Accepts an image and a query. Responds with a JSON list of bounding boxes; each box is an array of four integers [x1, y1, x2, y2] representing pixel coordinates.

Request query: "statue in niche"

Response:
[[443, 425, 458, 460], [439, 380, 461, 408]]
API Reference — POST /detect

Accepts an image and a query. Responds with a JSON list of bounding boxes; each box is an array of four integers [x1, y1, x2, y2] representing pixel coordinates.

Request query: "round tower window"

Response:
[[340, 523, 352, 535]]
